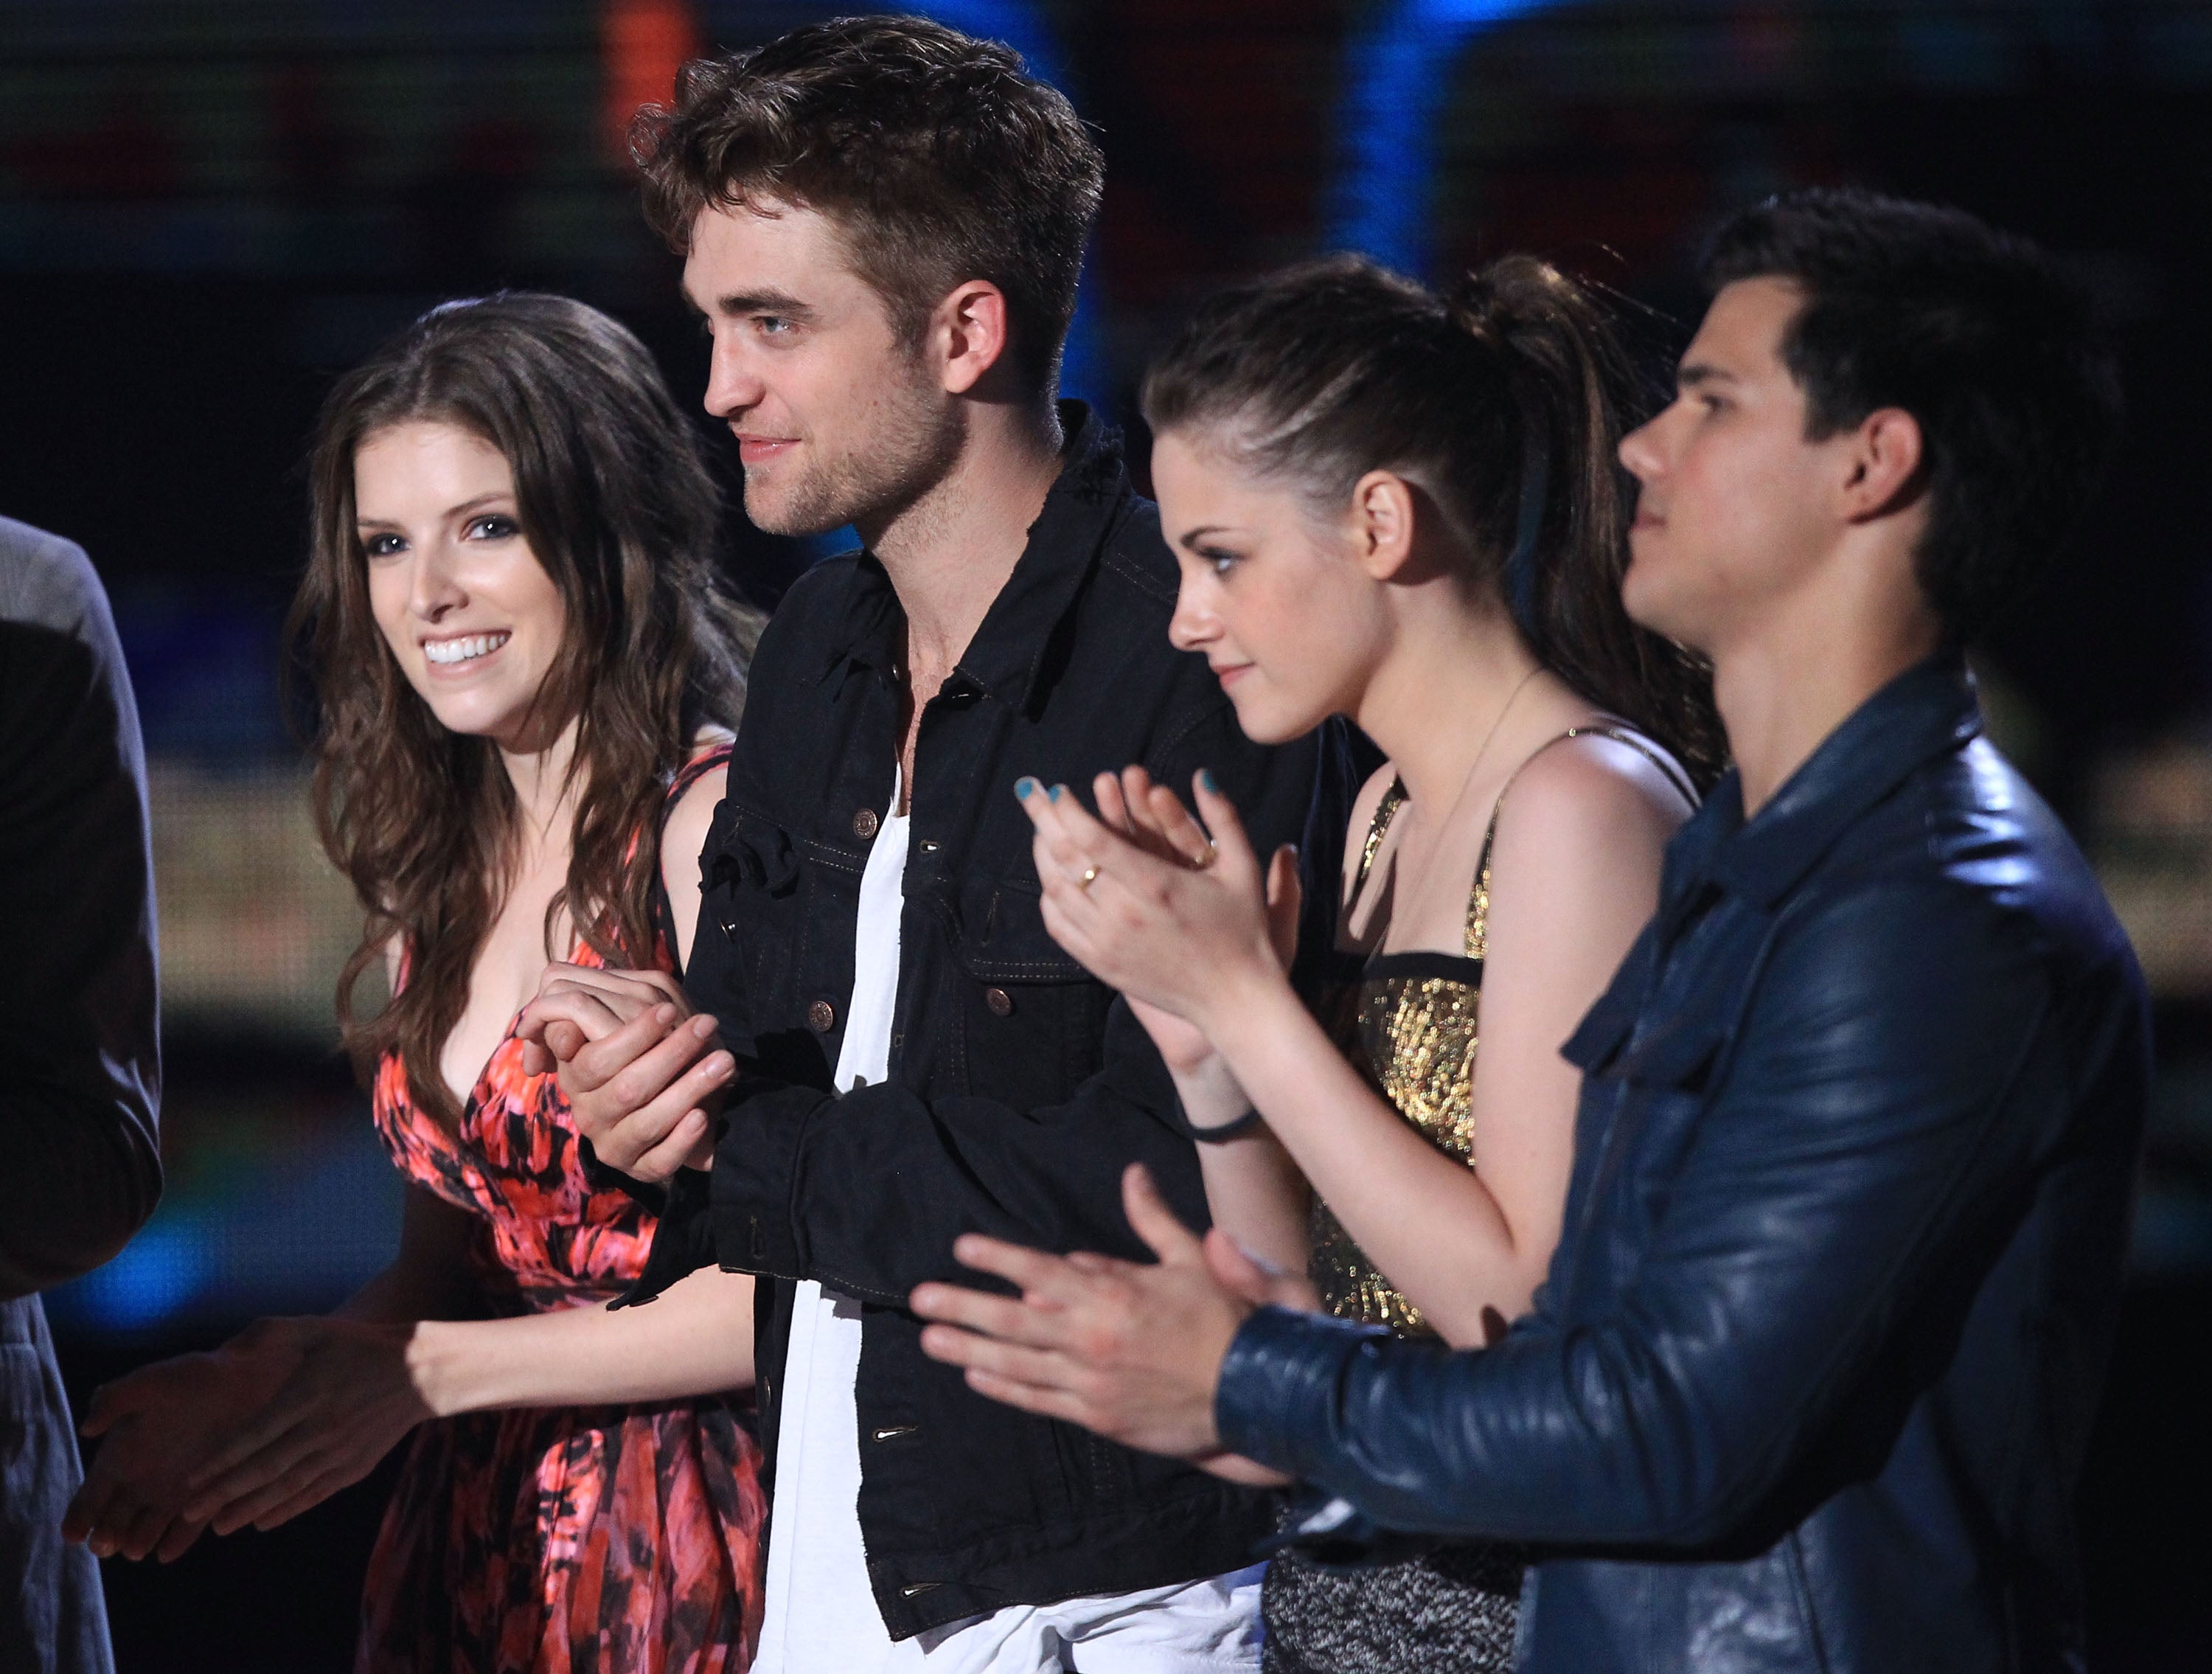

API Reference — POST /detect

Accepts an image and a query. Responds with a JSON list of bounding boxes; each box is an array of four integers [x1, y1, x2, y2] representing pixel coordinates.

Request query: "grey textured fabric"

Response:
[[0, 514, 164, 1674], [1261, 1536, 1521, 1674]]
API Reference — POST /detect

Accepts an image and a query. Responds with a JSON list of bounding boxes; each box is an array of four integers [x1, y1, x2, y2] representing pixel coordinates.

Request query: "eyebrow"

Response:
[[1676, 361, 1737, 390], [690, 286, 818, 323], [1175, 524, 1242, 552], [356, 491, 513, 529]]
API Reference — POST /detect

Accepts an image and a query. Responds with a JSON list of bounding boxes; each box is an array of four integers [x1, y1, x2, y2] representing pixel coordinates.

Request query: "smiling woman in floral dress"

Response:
[[65, 293, 769, 1673]]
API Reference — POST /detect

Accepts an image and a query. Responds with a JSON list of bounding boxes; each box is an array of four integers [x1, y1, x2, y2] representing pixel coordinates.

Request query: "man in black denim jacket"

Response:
[[630, 404, 1320, 1636], [518, 18, 1331, 1661], [914, 191, 2146, 1673]]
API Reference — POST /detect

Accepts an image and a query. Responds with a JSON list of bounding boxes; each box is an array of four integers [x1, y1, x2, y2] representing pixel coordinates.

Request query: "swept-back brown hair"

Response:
[[287, 292, 762, 1126], [1142, 253, 1726, 789], [631, 14, 1103, 392]]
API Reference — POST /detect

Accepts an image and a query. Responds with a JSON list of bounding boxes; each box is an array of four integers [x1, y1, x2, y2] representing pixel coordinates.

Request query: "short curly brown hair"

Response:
[[633, 15, 1103, 393]]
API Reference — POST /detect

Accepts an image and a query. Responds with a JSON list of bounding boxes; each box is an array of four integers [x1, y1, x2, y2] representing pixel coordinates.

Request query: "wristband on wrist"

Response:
[[1169, 1090, 1262, 1142]]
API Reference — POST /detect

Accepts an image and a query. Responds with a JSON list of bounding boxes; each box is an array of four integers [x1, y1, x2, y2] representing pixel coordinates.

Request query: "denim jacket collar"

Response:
[[813, 400, 1127, 716], [1662, 654, 1984, 917]]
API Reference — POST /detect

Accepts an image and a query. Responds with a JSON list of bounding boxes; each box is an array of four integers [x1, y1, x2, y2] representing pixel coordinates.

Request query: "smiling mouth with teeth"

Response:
[[422, 631, 511, 667]]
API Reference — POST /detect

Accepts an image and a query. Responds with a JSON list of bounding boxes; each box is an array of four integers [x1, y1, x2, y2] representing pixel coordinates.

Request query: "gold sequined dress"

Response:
[[1263, 726, 1681, 1674]]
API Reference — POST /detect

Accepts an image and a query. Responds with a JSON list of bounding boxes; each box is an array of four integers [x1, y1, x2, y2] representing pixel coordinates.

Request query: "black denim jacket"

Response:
[[1218, 659, 2149, 1673], [622, 408, 1326, 1637]]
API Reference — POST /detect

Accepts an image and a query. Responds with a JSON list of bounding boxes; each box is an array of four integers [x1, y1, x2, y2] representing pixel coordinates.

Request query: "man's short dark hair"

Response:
[[1702, 187, 2121, 641], [633, 15, 1104, 395]]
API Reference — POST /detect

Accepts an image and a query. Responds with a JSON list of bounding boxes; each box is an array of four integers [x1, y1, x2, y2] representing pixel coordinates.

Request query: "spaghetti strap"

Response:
[[1464, 723, 1693, 959], [667, 737, 734, 807], [1352, 776, 1408, 897]]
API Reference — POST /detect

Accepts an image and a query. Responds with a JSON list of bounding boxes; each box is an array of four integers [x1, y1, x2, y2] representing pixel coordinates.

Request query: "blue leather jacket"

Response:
[[1218, 659, 2147, 1674]]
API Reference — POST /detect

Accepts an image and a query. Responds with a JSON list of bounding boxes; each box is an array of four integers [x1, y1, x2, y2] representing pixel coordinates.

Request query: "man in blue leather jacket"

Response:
[[911, 189, 2146, 1673]]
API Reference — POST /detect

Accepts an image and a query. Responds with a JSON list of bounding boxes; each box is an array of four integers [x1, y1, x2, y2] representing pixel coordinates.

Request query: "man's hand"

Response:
[[911, 1163, 1306, 1479], [515, 964, 734, 1181], [65, 1315, 425, 1560], [65, 1348, 274, 1562]]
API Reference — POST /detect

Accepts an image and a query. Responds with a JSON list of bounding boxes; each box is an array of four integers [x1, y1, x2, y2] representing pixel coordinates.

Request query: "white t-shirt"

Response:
[[751, 768, 1264, 1674]]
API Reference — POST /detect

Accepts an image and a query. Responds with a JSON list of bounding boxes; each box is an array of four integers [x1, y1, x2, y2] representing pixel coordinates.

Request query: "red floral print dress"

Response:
[[359, 748, 765, 1673]]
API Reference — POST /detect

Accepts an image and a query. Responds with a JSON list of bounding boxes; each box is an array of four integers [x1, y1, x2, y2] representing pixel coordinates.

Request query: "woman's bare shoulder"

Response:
[[1488, 729, 1691, 886], [661, 760, 729, 881]]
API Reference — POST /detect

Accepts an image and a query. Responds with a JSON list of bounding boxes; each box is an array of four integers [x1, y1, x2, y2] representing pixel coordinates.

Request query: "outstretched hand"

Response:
[[65, 1316, 427, 1561], [515, 963, 731, 1181], [910, 1163, 1310, 1484], [1017, 769, 1301, 1043]]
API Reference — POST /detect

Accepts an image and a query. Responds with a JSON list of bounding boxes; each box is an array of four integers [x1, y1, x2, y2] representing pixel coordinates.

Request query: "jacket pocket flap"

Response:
[[942, 875, 1091, 984]]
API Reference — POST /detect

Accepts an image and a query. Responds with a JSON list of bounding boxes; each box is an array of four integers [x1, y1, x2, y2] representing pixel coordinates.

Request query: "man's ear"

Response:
[[936, 280, 1012, 395], [1349, 470, 1420, 580], [1840, 406, 1926, 525]]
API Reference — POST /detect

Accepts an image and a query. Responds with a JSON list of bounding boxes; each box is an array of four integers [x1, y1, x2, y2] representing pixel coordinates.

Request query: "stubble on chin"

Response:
[[742, 361, 964, 541]]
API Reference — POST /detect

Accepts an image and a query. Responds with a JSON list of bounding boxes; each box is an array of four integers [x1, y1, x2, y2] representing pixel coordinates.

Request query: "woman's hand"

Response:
[[1085, 768, 1230, 1077], [515, 964, 730, 1179], [1017, 768, 1301, 1039]]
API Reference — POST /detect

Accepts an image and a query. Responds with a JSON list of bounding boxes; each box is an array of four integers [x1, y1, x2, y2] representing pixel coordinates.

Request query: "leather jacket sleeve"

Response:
[[1217, 869, 2128, 1548]]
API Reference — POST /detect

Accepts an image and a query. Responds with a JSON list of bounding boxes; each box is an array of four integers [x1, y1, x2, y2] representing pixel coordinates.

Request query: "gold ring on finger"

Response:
[[1191, 841, 1219, 870], [1079, 865, 1101, 890]]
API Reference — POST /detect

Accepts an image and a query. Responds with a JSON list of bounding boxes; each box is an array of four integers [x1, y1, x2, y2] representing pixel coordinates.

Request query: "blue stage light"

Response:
[[1329, 0, 1564, 277]]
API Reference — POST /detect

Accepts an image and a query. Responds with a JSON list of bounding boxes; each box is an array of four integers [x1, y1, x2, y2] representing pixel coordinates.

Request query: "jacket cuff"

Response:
[[577, 1135, 668, 1215], [1215, 1305, 1384, 1476], [706, 1077, 813, 1279], [610, 1167, 714, 1309]]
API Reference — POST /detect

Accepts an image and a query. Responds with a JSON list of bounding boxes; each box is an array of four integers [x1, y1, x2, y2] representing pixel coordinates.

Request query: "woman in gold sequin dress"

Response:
[[1010, 255, 1725, 1672]]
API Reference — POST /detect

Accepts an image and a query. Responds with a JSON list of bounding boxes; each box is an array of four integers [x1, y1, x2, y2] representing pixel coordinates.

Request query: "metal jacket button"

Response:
[[872, 1423, 917, 1442], [984, 987, 1013, 1017], [807, 999, 836, 1032], [853, 808, 880, 838]]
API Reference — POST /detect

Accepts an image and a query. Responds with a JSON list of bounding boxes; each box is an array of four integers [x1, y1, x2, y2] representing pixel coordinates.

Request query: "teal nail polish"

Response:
[[1200, 768, 1220, 794], [1048, 784, 1065, 802], [1015, 777, 1037, 799]]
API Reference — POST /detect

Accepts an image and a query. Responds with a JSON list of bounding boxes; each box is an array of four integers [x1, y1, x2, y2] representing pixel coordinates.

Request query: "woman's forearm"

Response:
[[408, 1265, 754, 1417], [1203, 972, 1538, 1345], [1192, 1121, 1311, 1279]]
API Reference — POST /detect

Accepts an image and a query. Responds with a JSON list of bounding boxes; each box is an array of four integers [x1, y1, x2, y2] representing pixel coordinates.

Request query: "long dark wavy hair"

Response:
[[1141, 253, 1726, 788], [287, 292, 763, 1126]]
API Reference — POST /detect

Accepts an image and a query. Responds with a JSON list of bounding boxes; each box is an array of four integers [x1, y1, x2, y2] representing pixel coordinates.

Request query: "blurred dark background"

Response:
[[4, 1, 2209, 1667]]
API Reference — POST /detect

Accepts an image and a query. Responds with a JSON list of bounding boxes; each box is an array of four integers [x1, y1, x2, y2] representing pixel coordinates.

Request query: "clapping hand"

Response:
[[911, 1162, 1309, 1484], [1018, 768, 1301, 1060]]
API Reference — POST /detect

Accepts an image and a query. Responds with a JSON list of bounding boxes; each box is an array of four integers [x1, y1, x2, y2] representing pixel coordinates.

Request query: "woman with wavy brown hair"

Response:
[[65, 293, 771, 1671]]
